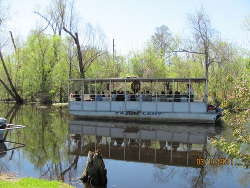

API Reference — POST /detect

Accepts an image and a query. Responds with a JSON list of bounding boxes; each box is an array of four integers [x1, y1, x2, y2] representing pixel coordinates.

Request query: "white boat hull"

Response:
[[69, 110, 216, 123], [69, 101, 218, 123]]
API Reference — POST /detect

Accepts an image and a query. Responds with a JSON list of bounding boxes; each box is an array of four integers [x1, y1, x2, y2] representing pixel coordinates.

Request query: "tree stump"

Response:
[[80, 150, 107, 186]]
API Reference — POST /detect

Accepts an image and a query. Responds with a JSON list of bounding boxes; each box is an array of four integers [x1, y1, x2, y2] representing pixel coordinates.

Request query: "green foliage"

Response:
[[129, 46, 167, 78], [0, 22, 249, 105], [211, 75, 250, 168], [0, 177, 73, 188]]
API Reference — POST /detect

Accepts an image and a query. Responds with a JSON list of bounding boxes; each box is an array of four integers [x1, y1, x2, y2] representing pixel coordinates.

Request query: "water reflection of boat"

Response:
[[68, 120, 217, 167], [0, 141, 25, 158]]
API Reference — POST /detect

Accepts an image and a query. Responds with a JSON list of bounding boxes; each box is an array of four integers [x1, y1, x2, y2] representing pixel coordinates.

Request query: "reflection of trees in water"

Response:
[[22, 105, 79, 183], [0, 104, 22, 174], [152, 165, 215, 188], [238, 169, 249, 188], [0, 104, 81, 184], [152, 143, 249, 188], [152, 166, 209, 187], [152, 164, 177, 183]]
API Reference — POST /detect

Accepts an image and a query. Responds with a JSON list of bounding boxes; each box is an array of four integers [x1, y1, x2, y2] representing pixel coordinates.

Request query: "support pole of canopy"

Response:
[[172, 79, 174, 112], [125, 79, 127, 111], [67, 80, 70, 102], [205, 79, 208, 105], [82, 80, 84, 110], [188, 79, 191, 112], [109, 79, 111, 111], [156, 80, 158, 112], [89, 81, 91, 99], [95, 79, 97, 111]]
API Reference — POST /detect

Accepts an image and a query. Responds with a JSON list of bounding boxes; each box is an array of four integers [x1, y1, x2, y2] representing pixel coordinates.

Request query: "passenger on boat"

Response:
[[96, 93, 103, 101], [174, 91, 181, 102], [73, 91, 81, 101], [130, 93, 136, 101], [126, 91, 130, 101], [90, 91, 95, 101], [139, 91, 145, 101], [160, 91, 167, 102], [167, 91, 173, 102], [111, 90, 117, 101], [187, 84, 194, 102], [145, 91, 152, 102], [116, 91, 125, 101]]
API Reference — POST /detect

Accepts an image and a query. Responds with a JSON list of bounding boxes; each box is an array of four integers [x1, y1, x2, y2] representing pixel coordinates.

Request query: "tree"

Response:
[[187, 7, 214, 81], [34, 0, 66, 36], [186, 7, 231, 102], [211, 75, 250, 168], [243, 15, 250, 44], [151, 25, 173, 59], [17, 30, 68, 103], [35, 0, 107, 79], [0, 2, 23, 103]]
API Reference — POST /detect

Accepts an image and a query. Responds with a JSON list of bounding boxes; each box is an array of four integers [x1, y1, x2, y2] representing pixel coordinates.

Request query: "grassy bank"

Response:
[[0, 177, 74, 188]]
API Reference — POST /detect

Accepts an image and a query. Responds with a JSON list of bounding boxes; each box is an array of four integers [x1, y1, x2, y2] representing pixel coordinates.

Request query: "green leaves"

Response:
[[211, 75, 250, 168]]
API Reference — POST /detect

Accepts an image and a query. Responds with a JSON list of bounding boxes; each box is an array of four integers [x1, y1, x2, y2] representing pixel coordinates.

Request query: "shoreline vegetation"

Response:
[[0, 173, 74, 188], [0, 3, 249, 106]]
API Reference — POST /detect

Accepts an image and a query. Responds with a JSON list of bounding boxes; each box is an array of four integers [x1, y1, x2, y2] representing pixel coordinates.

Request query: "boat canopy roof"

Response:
[[69, 77, 207, 83]]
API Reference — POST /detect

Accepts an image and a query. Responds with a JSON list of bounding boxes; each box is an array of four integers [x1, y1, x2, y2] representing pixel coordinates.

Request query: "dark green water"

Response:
[[0, 103, 249, 188]]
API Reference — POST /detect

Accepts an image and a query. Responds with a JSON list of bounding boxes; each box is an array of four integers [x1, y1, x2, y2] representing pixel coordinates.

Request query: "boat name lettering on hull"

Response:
[[115, 112, 162, 116], [115, 111, 139, 115]]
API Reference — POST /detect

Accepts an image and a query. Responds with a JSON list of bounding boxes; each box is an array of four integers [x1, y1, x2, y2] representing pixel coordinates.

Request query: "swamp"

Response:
[[0, 103, 249, 188]]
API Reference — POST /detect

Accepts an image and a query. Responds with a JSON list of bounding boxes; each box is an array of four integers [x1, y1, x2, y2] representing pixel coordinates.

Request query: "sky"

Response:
[[2, 0, 250, 55]]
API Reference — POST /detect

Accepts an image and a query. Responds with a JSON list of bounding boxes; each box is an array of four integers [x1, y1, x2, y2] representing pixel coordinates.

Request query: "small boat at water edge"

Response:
[[0, 118, 25, 141], [68, 77, 223, 124], [0, 118, 7, 141]]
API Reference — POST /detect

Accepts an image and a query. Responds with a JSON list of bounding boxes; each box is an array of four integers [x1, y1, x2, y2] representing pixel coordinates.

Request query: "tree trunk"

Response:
[[0, 79, 16, 100], [0, 50, 23, 103], [63, 27, 85, 78]]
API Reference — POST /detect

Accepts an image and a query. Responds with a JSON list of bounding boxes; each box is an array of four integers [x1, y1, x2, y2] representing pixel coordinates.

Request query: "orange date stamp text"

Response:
[[196, 158, 234, 165]]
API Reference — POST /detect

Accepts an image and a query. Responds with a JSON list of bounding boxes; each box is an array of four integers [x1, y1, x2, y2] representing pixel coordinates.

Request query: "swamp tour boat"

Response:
[[68, 77, 222, 124]]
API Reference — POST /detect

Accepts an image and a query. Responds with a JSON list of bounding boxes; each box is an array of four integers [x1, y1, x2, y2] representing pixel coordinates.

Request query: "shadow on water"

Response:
[[0, 103, 248, 188]]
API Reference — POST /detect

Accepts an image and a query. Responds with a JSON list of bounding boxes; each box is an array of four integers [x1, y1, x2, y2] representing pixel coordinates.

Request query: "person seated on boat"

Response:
[[101, 92, 105, 97], [187, 84, 194, 102], [96, 92, 103, 101], [160, 91, 167, 102], [174, 91, 181, 102], [90, 90, 95, 101], [126, 91, 130, 101], [167, 91, 173, 102], [145, 91, 152, 102], [111, 90, 117, 101], [116, 91, 125, 101], [121, 91, 125, 101], [73, 91, 81, 101], [130, 92, 136, 101], [139, 91, 145, 101]]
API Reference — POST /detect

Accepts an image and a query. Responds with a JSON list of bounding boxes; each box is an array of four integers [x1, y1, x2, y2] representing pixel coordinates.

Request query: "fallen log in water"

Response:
[[80, 150, 107, 186]]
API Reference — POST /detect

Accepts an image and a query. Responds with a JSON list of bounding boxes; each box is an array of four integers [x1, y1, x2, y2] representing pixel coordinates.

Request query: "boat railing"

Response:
[[69, 93, 200, 102], [68, 77, 208, 105]]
